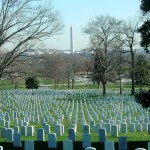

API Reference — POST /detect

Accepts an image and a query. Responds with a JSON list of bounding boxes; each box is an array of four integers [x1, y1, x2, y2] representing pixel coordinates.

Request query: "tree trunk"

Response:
[[71, 74, 74, 89], [119, 72, 122, 95], [131, 47, 135, 95], [67, 74, 70, 89], [0, 72, 2, 79], [102, 82, 107, 96], [119, 78, 122, 95], [102, 68, 107, 96], [131, 74, 135, 95], [0, 67, 3, 79]]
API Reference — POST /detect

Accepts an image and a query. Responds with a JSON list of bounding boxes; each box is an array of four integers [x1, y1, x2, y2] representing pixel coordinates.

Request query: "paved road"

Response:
[[39, 83, 50, 89]]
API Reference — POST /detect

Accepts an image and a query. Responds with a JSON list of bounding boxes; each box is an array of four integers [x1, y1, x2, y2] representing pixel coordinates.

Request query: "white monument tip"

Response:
[[70, 26, 74, 53]]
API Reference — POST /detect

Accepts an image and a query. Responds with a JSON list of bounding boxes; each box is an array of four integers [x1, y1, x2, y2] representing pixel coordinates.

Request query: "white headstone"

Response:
[[13, 133, 22, 147], [27, 126, 34, 136], [90, 120, 95, 128], [148, 124, 150, 134], [68, 128, 76, 141], [82, 133, 91, 148], [37, 128, 45, 141], [99, 128, 106, 142], [148, 142, 150, 150], [14, 126, 19, 133], [120, 123, 127, 134], [18, 120, 23, 127], [6, 128, 14, 141], [35, 117, 39, 124], [144, 117, 149, 123], [0, 119, 5, 126], [94, 123, 101, 133], [105, 123, 111, 132], [55, 124, 62, 136], [70, 124, 76, 133], [23, 122, 28, 126], [83, 125, 90, 134], [105, 141, 115, 150], [14, 118, 18, 125], [48, 133, 57, 148], [142, 123, 148, 131], [136, 123, 142, 132], [21, 126, 27, 136], [118, 136, 127, 150], [24, 140, 34, 150], [1, 127, 7, 138], [134, 148, 146, 150], [44, 124, 50, 134], [85, 147, 96, 150], [63, 139, 73, 150], [130, 123, 135, 132], [111, 125, 118, 137], [5, 121, 10, 128]]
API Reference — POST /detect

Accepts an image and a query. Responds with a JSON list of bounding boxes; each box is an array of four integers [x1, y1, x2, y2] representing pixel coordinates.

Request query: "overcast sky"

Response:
[[46, 0, 141, 51]]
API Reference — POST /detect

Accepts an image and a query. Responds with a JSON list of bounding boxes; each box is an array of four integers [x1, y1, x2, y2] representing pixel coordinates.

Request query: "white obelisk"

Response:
[[70, 26, 74, 53]]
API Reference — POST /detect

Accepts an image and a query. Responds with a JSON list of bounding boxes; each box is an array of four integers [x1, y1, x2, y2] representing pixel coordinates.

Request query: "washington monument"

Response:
[[70, 26, 74, 53]]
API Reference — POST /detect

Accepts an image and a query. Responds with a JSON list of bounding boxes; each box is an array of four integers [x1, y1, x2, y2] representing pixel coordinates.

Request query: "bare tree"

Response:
[[113, 44, 128, 95], [2, 52, 43, 88], [0, 0, 63, 78], [121, 17, 141, 95], [40, 53, 65, 86], [83, 57, 93, 75], [83, 15, 122, 95], [63, 55, 74, 89], [63, 54, 84, 89], [40, 53, 84, 89]]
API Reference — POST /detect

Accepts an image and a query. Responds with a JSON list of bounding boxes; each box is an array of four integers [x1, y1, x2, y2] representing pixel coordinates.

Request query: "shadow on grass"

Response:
[[0, 141, 148, 150]]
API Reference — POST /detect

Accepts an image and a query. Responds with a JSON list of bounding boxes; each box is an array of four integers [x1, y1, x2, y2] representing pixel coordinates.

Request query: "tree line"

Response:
[[5, 50, 150, 93], [0, 0, 149, 95]]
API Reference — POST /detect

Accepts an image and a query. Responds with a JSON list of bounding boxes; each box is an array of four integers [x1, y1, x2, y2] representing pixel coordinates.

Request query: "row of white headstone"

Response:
[[0, 102, 149, 136], [0, 132, 150, 150], [0, 136, 150, 150], [1, 123, 150, 144], [0, 113, 150, 138], [0, 89, 149, 147]]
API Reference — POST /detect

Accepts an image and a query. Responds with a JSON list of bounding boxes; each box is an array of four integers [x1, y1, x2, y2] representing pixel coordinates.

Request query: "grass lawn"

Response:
[[1, 77, 149, 90], [0, 80, 149, 149]]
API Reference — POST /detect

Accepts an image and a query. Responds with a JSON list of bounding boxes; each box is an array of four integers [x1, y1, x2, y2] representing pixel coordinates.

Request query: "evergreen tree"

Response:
[[138, 0, 150, 52], [140, 0, 150, 14], [25, 77, 39, 89], [135, 55, 150, 88]]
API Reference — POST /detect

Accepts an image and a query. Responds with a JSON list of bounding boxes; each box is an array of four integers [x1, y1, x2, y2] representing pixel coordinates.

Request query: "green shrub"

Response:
[[134, 89, 150, 108], [25, 76, 39, 89]]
